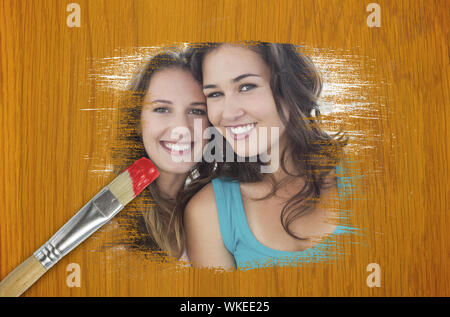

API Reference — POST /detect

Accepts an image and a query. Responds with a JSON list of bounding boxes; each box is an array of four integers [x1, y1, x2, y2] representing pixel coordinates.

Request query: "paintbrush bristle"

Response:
[[107, 171, 135, 206], [107, 158, 159, 206]]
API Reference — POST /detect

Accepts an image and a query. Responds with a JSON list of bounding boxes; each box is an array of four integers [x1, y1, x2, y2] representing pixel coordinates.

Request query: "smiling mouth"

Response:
[[160, 141, 194, 155], [226, 123, 257, 140]]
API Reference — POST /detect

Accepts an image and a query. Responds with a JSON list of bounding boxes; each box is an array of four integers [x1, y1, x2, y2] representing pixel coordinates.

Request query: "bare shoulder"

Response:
[[184, 182, 216, 219], [184, 182, 218, 238], [183, 181, 236, 270]]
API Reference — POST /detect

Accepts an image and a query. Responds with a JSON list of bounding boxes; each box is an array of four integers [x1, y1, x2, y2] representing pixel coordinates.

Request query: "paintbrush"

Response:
[[0, 157, 159, 297]]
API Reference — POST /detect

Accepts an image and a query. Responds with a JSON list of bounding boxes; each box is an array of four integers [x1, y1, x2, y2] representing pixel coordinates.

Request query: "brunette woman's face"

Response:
[[141, 68, 208, 175], [202, 45, 288, 158]]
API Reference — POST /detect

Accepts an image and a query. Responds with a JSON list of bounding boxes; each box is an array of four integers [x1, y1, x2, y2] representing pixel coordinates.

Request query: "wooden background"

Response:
[[0, 0, 448, 296]]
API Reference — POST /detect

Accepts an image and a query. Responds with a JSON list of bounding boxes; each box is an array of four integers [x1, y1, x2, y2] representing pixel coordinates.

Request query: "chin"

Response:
[[230, 142, 269, 159], [163, 163, 195, 175], [233, 149, 260, 160]]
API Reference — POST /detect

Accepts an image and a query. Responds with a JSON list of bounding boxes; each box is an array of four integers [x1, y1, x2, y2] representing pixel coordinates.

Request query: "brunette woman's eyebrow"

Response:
[[233, 73, 261, 82], [202, 84, 216, 90], [203, 73, 261, 90]]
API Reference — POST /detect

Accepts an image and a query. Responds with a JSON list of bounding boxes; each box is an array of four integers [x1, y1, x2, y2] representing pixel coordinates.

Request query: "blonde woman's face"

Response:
[[141, 68, 208, 175], [202, 45, 288, 158]]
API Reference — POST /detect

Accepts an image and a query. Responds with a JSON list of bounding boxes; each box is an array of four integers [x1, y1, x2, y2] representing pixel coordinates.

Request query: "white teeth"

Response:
[[163, 142, 191, 151], [230, 123, 255, 135]]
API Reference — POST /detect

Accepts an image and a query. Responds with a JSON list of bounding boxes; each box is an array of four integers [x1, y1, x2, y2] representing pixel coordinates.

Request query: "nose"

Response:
[[221, 94, 245, 123], [169, 112, 192, 142]]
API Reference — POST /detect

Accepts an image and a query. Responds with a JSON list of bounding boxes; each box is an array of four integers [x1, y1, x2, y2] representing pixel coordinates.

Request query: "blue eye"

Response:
[[240, 84, 256, 92], [153, 107, 169, 113], [189, 108, 206, 116], [206, 91, 223, 98]]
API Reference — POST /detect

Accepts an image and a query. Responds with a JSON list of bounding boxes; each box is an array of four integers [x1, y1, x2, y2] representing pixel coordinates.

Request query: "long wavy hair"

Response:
[[116, 49, 216, 258], [189, 42, 348, 240]]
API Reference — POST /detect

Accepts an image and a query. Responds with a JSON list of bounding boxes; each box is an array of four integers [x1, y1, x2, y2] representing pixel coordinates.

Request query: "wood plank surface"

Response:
[[0, 0, 448, 296]]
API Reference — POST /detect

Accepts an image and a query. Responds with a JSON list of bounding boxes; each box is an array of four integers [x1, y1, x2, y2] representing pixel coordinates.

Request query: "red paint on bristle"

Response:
[[126, 158, 159, 197]]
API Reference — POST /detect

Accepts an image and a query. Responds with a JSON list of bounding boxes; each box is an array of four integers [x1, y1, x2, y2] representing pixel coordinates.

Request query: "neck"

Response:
[[263, 134, 298, 183], [155, 171, 186, 199]]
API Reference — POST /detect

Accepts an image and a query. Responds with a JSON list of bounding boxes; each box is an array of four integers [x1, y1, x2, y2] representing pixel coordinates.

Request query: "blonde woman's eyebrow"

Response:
[[203, 73, 261, 90], [145, 100, 205, 107], [151, 99, 172, 104]]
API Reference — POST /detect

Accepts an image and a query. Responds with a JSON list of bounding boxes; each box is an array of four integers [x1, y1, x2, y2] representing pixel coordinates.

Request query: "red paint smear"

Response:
[[126, 157, 159, 197]]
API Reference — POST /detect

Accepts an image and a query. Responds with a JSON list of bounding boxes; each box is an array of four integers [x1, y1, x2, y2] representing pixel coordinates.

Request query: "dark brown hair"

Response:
[[189, 42, 348, 240]]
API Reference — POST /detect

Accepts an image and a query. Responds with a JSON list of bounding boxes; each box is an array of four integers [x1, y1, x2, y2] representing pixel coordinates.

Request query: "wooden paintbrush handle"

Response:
[[0, 255, 47, 297]]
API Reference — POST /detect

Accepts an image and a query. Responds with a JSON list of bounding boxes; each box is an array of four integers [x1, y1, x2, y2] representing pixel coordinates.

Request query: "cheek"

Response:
[[245, 89, 277, 118], [141, 114, 163, 142], [201, 119, 210, 138], [206, 105, 221, 126], [191, 117, 210, 142], [258, 92, 286, 125]]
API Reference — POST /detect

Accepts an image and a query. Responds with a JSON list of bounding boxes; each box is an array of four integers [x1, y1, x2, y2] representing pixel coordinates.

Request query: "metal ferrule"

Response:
[[33, 187, 123, 270]]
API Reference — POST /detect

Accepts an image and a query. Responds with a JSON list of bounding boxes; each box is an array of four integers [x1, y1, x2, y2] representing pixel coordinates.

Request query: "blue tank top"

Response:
[[211, 169, 352, 270]]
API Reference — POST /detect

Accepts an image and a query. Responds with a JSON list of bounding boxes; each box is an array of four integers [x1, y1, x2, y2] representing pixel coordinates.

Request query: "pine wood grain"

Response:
[[0, 0, 448, 296]]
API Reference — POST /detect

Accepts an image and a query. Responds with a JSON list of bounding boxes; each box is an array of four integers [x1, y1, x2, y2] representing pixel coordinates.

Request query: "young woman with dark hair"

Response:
[[184, 43, 348, 270]]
